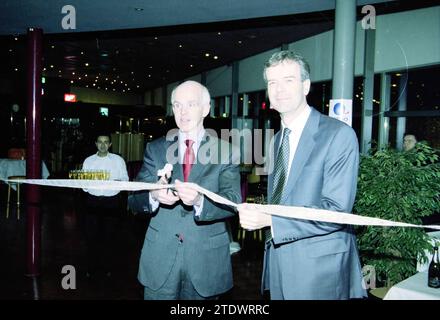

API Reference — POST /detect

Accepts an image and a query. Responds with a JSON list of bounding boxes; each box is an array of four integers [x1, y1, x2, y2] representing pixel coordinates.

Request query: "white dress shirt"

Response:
[[279, 105, 312, 181], [82, 152, 129, 197], [149, 128, 206, 214], [271, 105, 311, 237]]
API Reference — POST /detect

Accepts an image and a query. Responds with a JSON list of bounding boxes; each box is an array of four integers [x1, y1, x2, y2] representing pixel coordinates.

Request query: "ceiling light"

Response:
[[214, 56, 218, 60], [70, 80, 74, 84], [205, 53, 210, 57], [190, 64, 194, 68], [85, 63, 89, 67], [81, 51, 84, 55], [14, 68, 18, 71], [50, 65, 54, 68], [238, 40, 242, 44], [178, 44, 183, 48], [72, 72, 75, 75], [217, 32, 221, 35], [14, 37, 18, 41]]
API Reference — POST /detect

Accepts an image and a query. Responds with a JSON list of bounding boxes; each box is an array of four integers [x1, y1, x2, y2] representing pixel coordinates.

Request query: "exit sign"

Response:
[[64, 93, 77, 102]]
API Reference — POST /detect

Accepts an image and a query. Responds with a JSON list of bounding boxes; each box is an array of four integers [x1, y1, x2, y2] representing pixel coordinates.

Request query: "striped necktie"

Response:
[[265, 128, 291, 242]]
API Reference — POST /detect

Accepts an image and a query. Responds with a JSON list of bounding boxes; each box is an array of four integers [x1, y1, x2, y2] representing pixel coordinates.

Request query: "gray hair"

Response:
[[263, 50, 311, 82], [170, 80, 211, 105]]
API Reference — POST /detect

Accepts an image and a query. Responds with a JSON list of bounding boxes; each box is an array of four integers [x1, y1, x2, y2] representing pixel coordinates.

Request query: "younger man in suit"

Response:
[[238, 50, 367, 299], [128, 80, 241, 300]]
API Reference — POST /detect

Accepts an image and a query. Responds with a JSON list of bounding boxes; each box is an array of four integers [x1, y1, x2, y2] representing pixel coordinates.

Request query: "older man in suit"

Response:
[[238, 50, 367, 300], [128, 80, 241, 300]]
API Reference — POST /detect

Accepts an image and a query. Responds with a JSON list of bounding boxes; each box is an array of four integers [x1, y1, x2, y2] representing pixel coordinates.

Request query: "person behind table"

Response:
[[82, 133, 128, 279]]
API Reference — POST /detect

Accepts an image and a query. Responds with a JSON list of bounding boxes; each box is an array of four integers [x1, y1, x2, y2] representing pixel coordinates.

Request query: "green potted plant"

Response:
[[354, 142, 440, 288]]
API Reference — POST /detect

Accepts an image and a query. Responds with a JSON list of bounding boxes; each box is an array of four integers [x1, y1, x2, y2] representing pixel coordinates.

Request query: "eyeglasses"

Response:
[[172, 101, 201, 111]]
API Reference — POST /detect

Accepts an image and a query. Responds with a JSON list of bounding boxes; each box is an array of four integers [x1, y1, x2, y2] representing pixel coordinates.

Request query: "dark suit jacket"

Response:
[[264, 107, 367, 299], [128, 131, 241, 297]]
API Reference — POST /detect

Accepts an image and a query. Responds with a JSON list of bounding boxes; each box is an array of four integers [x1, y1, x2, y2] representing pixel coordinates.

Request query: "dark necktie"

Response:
[[183, 139, 195, 182], [265, 128, 291, 242], [271, 128, 291, 204]]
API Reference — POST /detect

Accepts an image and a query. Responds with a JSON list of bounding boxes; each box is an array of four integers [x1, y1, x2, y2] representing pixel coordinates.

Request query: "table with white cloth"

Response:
[[383, 271, 440, 300], [0, 159, 50, 190]]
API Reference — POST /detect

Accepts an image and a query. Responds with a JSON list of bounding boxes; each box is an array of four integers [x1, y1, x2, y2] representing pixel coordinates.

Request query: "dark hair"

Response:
[[263, 50, 311, 82], [96, 133, 112, 142]]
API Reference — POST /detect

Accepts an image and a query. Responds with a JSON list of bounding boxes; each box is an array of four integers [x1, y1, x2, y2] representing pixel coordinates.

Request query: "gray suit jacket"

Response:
[[128, 132, 241, 297], [265, 108, 367, 299]]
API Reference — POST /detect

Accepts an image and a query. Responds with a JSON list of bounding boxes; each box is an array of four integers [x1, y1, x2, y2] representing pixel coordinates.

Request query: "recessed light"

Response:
[[214, 56, 218, 60], [217, 32, 221, 35], [205, 53, 210, 57], [85, 63, 89, 67]]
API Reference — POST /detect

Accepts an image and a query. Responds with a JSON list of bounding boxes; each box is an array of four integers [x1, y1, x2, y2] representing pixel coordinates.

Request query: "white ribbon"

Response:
[[7, 178, 440, 231]]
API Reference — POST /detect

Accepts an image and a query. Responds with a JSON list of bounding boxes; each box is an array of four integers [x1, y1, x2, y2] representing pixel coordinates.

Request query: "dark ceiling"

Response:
[[0, 0, 437, 95]]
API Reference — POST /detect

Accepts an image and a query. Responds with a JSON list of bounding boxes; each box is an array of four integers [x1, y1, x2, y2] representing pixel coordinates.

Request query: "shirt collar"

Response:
[[178, 128, 206, 145], [281, 105, 311, 133]]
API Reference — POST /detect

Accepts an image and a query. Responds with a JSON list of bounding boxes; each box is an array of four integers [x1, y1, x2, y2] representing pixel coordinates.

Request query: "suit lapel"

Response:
[[281, 108, 320, 203], [162, 136, 183, 182]]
